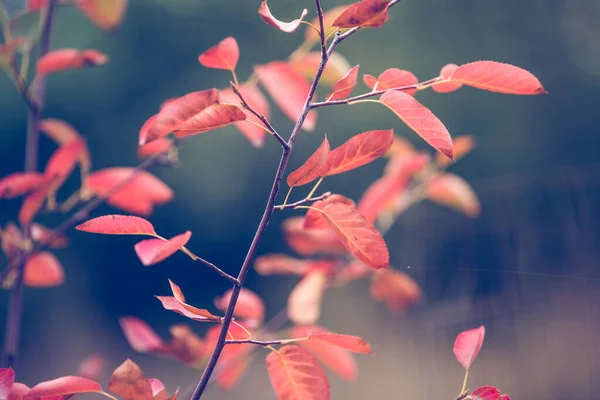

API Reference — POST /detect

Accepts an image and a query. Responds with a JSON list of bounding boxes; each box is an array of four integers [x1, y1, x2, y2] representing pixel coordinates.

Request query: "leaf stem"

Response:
[[460, 369, 469, 394], [274, 191, 331, 210], [306, 176, 324, 199]]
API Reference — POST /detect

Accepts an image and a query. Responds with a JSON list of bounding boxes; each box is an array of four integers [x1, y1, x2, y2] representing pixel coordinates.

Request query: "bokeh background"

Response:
[[1, 0, 600, 399]]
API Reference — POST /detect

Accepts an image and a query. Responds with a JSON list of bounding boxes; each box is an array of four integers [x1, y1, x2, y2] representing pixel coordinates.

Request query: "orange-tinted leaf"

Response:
[[436, 135, 475, 167], [37, 49, 108, 74], [220, 84, 270, 147], [28, 376, 102, 398], [386, 135, 417, 159], [363, 73, 377, 89], [40, 119, 91, 174], [288, 270, 328, 325], [157, 280, 220, 322], [76, 215, 156, 236], [365, 68, 418, 96], [255, 61, 316, 131], [425, 173, 480, 217], [305, 5, 349, 44], [454, 325, 485, 370], [449, 61, 546, 95], [325, 129, 394, 176], [370, 268, 421, 313], [258, 1, 308, 33], [76, 0, 127, 31], [134, 231, 191, 266], [142, 89, 246, 144], [8, 383, 30, 400], [432, 63, 462, 93], [119, 317, 166, 353], [326, 65, 359, 101], [18, 185, 50, 226], [287, 137, 330, 187], [290, 51, 351, 87], [332, 0, 390, 28], [303, 195, 355, 229], [282, 217, 346, 256], [254, 254, 311, 275], [138, 137, 173, 159], [320, 202, 389, 269], [0, 368, 15, 399], [266, 345, 330, 400], [380, 91, 454, 159], [44, 139, 86, 191], [214, 288, 265, 324], [108, 359, 153, 400], [0, 172, 45, 199], [30, 223, 68, 248], [307, 332, 372, 354], [78, 353, 105, 381], [24, 251, 64, 287], [85, 168, 173, 215], [198, 37, 239, 71], [291, 325, 358, 381]]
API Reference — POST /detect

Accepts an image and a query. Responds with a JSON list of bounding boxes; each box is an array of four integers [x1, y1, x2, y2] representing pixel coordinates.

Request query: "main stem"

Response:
[[3, 0, 57, 368]]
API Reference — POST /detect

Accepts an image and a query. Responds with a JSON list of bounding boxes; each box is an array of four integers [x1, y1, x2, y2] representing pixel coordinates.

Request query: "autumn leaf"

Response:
[[0, 368, 15, 399], [108, 359, 153, 400], [76, 0, 127, 31], [76, 215, 156, 236], [288, 270, 328, 325], [282, 217, 346, 256], [19, 185, 51, 226], [40, 119, 91, 175], [255, 61, 317, 131], [78, 353, 105, 381], [157, 280, 221, 322], [28, 376, 102, 398], [307, 332, 372, 354], [220, 84, 270, 147], [134, 231, 191, 266], [425, 173, 480, 217], [432, 63, 462, 93], [444, 61, 546, 95], [305, 5, 349, 44], [332, 0, 390, 28], [471, 386, 502, 400], [326, 65, 359, 101], [24, 252, 64, 287], [304, 195, 355, 230], [325, 129, 394, 176], [363, 68, 418, 95], [290, 51, 351, 87], [291, 325, 358, 381], [44, 139, 86, 192], [254, 254, 312, 276], [0, 172, 45, 199], [287, 137, 330, 187], [167, 325, 205, 366], [258, 1, 308, 33], [119, 317, 166, 353], [141, 89, 246, 144], [214, 288, 265, 325], [198, 37, 239, 71], [217, 354, 252, 391], [370, 268, 421, 313], [454, 325, 485, 370], [37, 49, 108, 74], [266, 345, 330, 400], [380, 90, 454, 159], [436, 135, 475, 167]]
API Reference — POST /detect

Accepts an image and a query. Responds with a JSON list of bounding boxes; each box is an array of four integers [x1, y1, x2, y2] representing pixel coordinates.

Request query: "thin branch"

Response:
[[3, 0, 57, 369], [225, 338, 296, 346], [230, 82, 289, 151], [180, 247, 238, 285], [315, 0, 328, 58], [274, 191, 331, 210]]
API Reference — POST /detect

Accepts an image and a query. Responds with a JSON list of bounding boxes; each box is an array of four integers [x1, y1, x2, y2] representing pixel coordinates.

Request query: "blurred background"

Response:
[[1, 0, 600, 399]]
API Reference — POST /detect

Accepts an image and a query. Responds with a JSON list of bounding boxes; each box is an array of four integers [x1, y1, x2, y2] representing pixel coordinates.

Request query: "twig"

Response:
[[230, 82, 289, 150], [225, 338, 296, 346], [3, 0, 57, 369], [274, 191, 331, 210], [180, 247, 238, 285]]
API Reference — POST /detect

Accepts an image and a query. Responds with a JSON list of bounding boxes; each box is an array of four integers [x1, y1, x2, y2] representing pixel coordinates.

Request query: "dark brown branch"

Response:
[[225, 339, 287, 346], [185, 250, 238, 285], [274, 191, 331, 210]]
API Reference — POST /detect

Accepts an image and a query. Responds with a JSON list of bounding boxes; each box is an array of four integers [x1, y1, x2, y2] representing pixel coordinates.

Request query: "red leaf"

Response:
[[141, 89, 245, 144], [266, 345, 330, 400], [8, 382, 30, 399], [291, 325, 358, 381], [28, 376, 102, 398], [471, 386, 501, 400], [167, 325, 205, 366], [436, 135, 475, 167], [217, 354, 252, 391], [0, 368, 15, 399], [198, 37, 239, 71], [220, 84, 270, 147], [85, 168, 173, 215], [76, 0, 127, 31], [425, 173, 480, 217], [363, 73, 377, 89], [325, 129, 394, 176], [134, 231, 191, 266], [326, 65, 359, 101], [290, 52, 351, 87], [108, 359, 153, 400], [203, 325, 252, 390], [366, 68, 418, 95], [24, 251, 64, 288], [119, 317, 166, 353], [18, 185, 51, 226], [305, 5, 349, 44], [40, 119, 91, 174], [288, 270, 328, 325], [44, 139, 86, 191], [303, 195, 355, 229], [282, 217, 346, 256], [137, 138, 173, 159], [432, 63, 462, 93], [254, 254, 312, 276], [370, 268, 421, 313], [77, 215, 156, 235], [287, 137, 330, 187], [78, 353, 105, 381], [157, 280, 220, 322], [449, 61, 546, 95], [214, 288, 265, 324], [307, 332, 372, 354], [332, 0, 390, 28], [453, 325, 485, 370], [258, 1, 308, 33], [319, 202, 389, 269], [255, 61, 317, 131], [37, 49, 108, 74], [0, 172, 45, 199], [380, 90, 454, 159], [27, 0, 47, 10]]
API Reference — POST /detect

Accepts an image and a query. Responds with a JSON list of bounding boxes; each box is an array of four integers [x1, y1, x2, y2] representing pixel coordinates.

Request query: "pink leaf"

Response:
[[453, 325, 485, 370], [471, 386, 501, 400], [214, 288, 265, 324], [332, 0, 390, 28], [0, 368, 15, 399], [258, 1, 308, 33], [326, 65, 359, 101], [0, 172, 45, 199], [37, 49, 108, 74], [288, 270, 328, 325], [28, 376, 102, 398], [198, 37, 239, 71], [119, 317, 166, 353], [134, 231, 191, 266], [24, 252, 64, 288], [287, 137, 330, 187], [76, 215, 156, 235], [449, 61, 546, 95], [432, 63, 463, 93], [220, 84, 270, 147]]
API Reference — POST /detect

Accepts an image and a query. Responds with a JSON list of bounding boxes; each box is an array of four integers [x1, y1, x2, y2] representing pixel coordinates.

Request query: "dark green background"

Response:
[[1, 1, 599, 399]]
